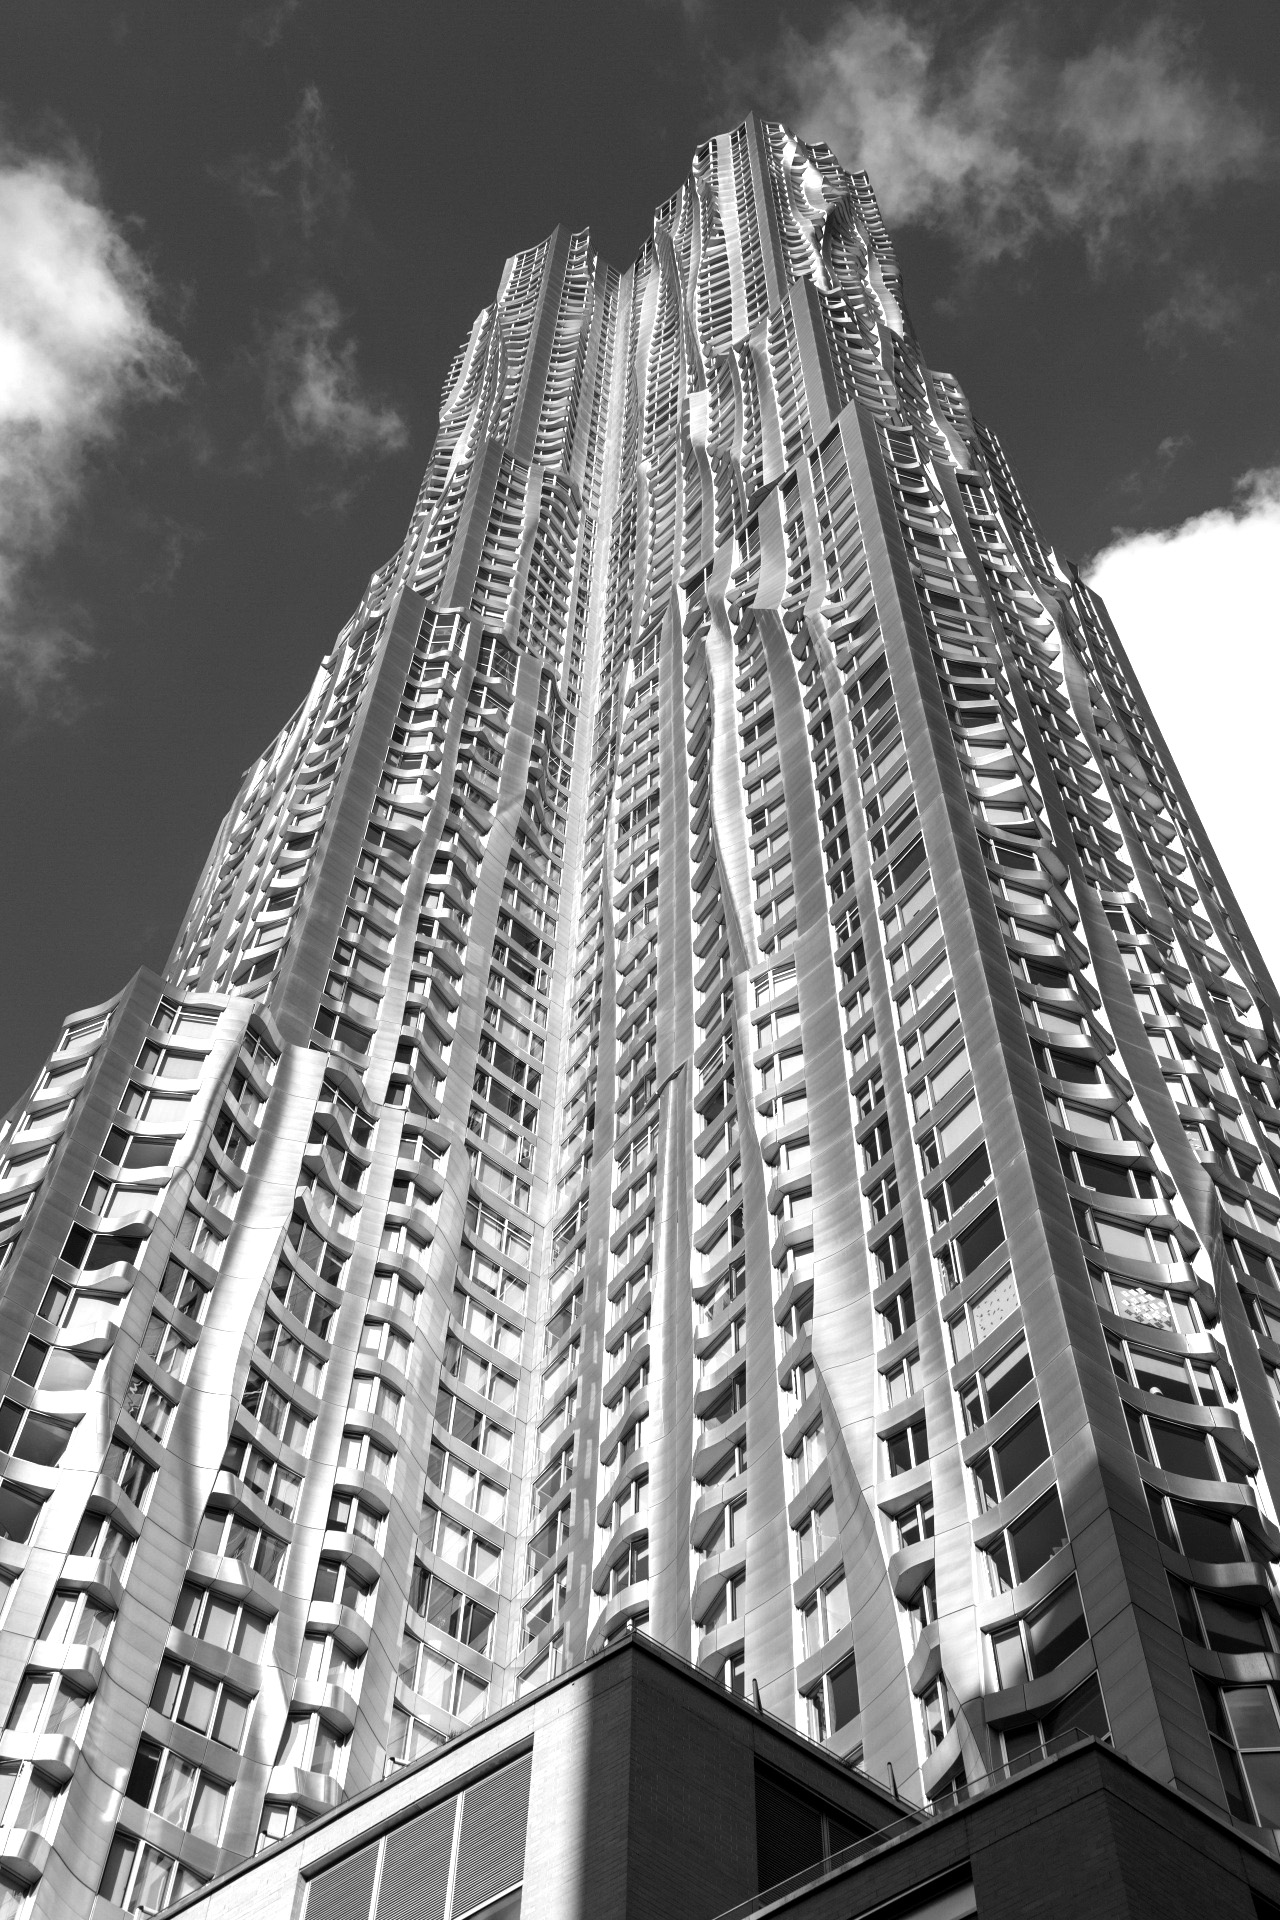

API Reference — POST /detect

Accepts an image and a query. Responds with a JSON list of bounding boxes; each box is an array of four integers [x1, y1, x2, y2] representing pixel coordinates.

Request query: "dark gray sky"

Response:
[[1, 0, 1278, 1109]]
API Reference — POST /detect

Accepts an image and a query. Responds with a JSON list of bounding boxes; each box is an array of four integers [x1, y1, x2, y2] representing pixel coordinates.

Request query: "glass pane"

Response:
[[823, 1577, 851, 1638], [153, 1753, 197, 1826], [1172, 1504, 1241, 1564], [202, 1598, 238, 1651], [179, 1672, 218, 1734], [983, 1341, 1033, 1417], [1200, 1596, 1272, 1656], [994, 1412, 1050, 1495], [827, 1653, 860, 1731], [213, 1690, 249, 1751], [1225, 1686, 1280, 1751], [1009, 1494, 1068, 1583], [1026, 1582, 1089, 1678], [1149, 1422, 1214, 1481], [991, 1627, 1027, 1690], [1244, 1751, 1280, 1826]]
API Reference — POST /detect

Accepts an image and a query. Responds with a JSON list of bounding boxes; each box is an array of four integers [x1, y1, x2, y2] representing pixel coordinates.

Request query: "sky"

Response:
[[0, 0, 1277, 1110]]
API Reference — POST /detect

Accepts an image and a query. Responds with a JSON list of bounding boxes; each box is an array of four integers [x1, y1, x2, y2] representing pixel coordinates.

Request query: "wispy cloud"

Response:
[[1142, 265, 1262, 351], [263, 288, 407, 459], [1086, 468, 1280, 976], [220, 88, 406, 472], [0, 143, 185, 717], [241, 0, 305, 49], [762, 10, 1273, 267], [221, 84, 351, 265]]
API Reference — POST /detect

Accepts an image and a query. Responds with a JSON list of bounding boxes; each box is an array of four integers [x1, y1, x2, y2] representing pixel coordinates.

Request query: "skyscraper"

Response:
[[2, 110, 1280, 1916]]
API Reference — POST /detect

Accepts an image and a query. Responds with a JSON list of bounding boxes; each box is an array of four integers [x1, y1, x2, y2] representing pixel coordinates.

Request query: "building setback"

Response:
[[0, 112, 1279, 1917]]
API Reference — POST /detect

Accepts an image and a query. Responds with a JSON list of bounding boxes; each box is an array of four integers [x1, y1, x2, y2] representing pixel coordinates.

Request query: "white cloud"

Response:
[[0, 146, 184, 714], [1085, 469, 1280, 982], [263, 287, 407, 460], [771, 11, 1273, 264]]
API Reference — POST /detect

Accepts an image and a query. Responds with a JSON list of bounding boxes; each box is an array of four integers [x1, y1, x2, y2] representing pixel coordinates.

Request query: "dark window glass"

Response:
[[827, 1653, 860, 1731], [125, 1737, 163, 1808], [1009, 1492, 1068, 1583], [1026, 1580, 1089, 1677], [1150, 1422, 1214, 1481], [994, 1411, 1050, 1497], [1172, 1502, 1242, 1564], [955, 1203, 1004, 1279], [756, 1770, 824, 1894]]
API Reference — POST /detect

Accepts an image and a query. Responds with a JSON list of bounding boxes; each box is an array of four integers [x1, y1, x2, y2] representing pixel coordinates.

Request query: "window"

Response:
[[70, 1510, 132, 1576], [937, 1201, 1006, 1289], [987, 1577, 1090, 1689], [337, 1430, 395, 1487], [273, 1712, 349, 1781], [397, 1637, 488, 1723], [0, 1760, 63, 1841], [453, 1288, 521, 1361], [149, 1658, 252, 1751], [611, 1536, 650, 1594], [1197, 1678, 1280, 1826], [1091, 1269, 1199, 1336], [6, 1673, 88, 1740], [880, 1282, 915, 1342], [0, 1401, 77, 1466], [902, 997, 960, 1072], [885, 1417, 929, 1476], [349, 1372, 405, 1431], [874, 1224, 908, 1284], [421, 1502, 503, 1587], [972, 1410, 1051, 1509], [948, 1269, 1019, 1363], [959, 1335, 1034, 1432], [981, 1491, 1069, 1594], [918, 1093, 980, 1172], [895, 1497, 934, 1550], [312, 1557, 376, 1619], [242, 1369, 313, 1450], [435, 1388, 511, 1466], [99, 1834, 207, 1915], [222, 1437, 303, 1518], [1128, 1413, 1241, 1486], [443, 1333, 516, 1410], [801, 1574, 850, 1656], [426, 1443, 506, 1524], [927, 1143, 992, 1230], [172, 1583, 268, 1661], [999, 1674, 1110, 1769], [920, 1675, 954, 1752], [38, 1588, 113, 1652], [786, 1422, 827, 1496], [327, 1492, 385, 1550], [193, 1505, 287, 1584], [911, 1043, 970, 1122], [103, 1436, 156, 1510], [124, 1738, 229, 1842], [157, 1256, 210, 1323], [1059, 1144, 1158, 1202], [135, 1044, 202, 1083], [1076, 1207, 1181, 1267], [121, 1372, 176, 1444], [805, 1651, 860, 1742], [1146, 1490, 1258, 1566], [1170, 1578, 1280, 1656], [300, 1631, 364, 1693], [256, 1312, 326, 1394], [1106, 1334, 1225, 1408]]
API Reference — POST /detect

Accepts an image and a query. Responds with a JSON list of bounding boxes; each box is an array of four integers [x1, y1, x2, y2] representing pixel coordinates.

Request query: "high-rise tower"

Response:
[[3, 114, 1280, 1918]]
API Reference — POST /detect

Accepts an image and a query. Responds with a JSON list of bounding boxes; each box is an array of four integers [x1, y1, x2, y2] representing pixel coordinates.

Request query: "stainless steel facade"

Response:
[[3, 112, 1280, 1917]]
